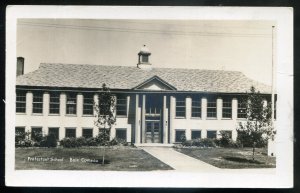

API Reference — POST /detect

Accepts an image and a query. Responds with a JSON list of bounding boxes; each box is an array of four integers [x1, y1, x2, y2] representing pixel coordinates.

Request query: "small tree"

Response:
[[236, 86, 274, 160], [94, 83, 116, 164]]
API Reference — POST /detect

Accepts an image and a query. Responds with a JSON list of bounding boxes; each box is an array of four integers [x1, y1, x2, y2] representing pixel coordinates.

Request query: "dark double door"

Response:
[[145, 121, 160, 143]]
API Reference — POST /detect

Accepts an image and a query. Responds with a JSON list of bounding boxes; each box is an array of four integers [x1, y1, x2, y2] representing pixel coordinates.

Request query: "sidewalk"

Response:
[[140, 146, 220, 172]]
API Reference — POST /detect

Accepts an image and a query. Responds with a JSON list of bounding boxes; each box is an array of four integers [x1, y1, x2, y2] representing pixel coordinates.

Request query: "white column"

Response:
[[202, 129, 207, 138], [59, 128, 65, 140], [43, 92, 50, 116], [186, 129, 191, 141], [77, 93, 83, 117], [201, 97, 207, 120], [141, 95, 146, 143], [93, 93, 98, 116], [217, 97, 223, 120], [126, 95, 130, 117], [232, 98, 238, 120], [169, 96, 175, 143], [186, 96, 191, 119], [163, 95, 168, 144], [60, 92, 66, 116], [135, 94, 140, 143], [76, 127, 81, 138], [26, 91, 33, 115]]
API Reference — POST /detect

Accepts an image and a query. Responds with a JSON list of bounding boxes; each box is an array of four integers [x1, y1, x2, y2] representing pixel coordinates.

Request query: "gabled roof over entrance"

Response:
[[16, 63, 272, 94], [133, 75, 177, 91]]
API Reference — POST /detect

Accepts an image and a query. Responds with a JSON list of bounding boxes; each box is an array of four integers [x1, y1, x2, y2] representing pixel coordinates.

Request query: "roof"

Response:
[[16, 63, 272, 94]]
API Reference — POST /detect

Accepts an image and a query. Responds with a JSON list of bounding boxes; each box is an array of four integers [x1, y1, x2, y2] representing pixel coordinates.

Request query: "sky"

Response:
[[17, 19, 276, 85]]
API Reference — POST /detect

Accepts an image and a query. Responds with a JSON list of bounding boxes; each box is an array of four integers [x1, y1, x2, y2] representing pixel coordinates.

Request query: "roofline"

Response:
[[132, 75, 177, 90], [15, 85, 274, 95]]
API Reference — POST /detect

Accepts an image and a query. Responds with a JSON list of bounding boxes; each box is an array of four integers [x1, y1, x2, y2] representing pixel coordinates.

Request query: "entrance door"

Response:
[[146, 121, 160, 143]]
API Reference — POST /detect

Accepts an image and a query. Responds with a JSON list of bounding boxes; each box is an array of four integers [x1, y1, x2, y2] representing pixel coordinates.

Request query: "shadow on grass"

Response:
[[223, 156, 263, 164]]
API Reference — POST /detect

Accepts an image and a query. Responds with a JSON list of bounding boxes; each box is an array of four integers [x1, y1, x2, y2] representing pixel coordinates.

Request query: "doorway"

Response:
[[146, 121, 161, 143]]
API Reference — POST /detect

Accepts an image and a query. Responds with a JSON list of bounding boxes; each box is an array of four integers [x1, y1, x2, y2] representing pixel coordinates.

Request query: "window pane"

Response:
[[116, 129, 127, 141], [16, 92, 26, 113], [16, 127, 25, 140], [82, 129, 93, 138], [65, 128, 76, 138], [49, 92, 60, 114], [116, 95, 127, 116], [31, 127, 42, 141], [207, 98, 217, 118], [176, 98, 186, 117], [175, 130, 185, 142], [238, 99, 247, 118], [222, 99, 232, 118], [32, 92, 43, 113], [191, 99, 201, 118], [49, 128, 59, 140], [207, 131, 217, 139], [66, 93, 77, 115], [83, 94, 94, 115], [191, 130, 201, 139]]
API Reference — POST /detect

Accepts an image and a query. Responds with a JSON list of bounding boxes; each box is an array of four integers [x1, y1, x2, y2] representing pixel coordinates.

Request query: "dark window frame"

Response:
[[175, 129, 186, 142], [83, 94, 94, 115], [176, 98, 186, 118], [31, 127, 43, 140], [66, 93, 77, 115], [222, 98, 232, 118], [82, 128, 93, 138], [65, 128, 76, 138], [207, 130, 217, 139], [16, 91, 26, 113], [191, 130, 201, 140], [191, 98, 201, 118], [237, 99, 247, 119], [207, 98, 217, 118], [49, 92, 60, 114], [48, 127, 59, 140], [116, 95, 127, 116], [32, 92, 43, 114], [115, 128, 127, 141]]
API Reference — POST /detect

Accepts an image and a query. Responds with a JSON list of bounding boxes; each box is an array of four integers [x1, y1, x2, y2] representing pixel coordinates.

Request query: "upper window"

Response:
[[16, 91, 26, 113], [32, 92, 43, 114], [116, 95, 127, 116], [66, 93, 77, 115], [237, 99, 247, 118], [191, 97, 201, 118], [207, 98, 217, 118], [49, 92, 60, 114], [83, 94, 94, 115], [142, 55, 148, 63], [222, 98, 232, 118], [176, 97, 186, 117]]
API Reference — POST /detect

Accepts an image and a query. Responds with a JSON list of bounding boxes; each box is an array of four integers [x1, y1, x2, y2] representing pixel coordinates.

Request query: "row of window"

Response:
[[16, 92, 127, 116], [175, 129, 232, 142], [176, 97, 246, 119], [15, 127, 127, 141]]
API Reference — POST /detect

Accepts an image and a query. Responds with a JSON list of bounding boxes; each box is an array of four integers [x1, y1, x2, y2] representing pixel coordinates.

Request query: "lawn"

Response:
[[15, 146, 173, 171], [174, 147, 276, 169]]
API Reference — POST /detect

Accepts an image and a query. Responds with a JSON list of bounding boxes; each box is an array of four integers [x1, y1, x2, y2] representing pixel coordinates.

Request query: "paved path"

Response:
[[140, 146, 220, 172]]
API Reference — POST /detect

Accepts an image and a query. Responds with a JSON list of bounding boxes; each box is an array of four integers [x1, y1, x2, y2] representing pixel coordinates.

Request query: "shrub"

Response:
[[40, 134, 57, 148], [182, 138, 216, 148], [109, 137, 128, 146], [76, 137, 87, 146], [86, 137, 98, 146], [218, 131, 232, 147], [60, 137, 78, 148]]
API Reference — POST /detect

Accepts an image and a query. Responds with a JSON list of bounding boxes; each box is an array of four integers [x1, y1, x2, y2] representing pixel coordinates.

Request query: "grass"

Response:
[[15, 146, 173, 171], [174, 147, 276, 169]]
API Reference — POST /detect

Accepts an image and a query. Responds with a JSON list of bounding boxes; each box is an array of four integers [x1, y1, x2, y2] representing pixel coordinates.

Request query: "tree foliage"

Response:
[[236, 86, 275, 159]]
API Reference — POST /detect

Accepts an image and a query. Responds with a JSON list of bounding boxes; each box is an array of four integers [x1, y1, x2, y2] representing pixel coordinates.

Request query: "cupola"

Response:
[[137, 45, 152, 69]]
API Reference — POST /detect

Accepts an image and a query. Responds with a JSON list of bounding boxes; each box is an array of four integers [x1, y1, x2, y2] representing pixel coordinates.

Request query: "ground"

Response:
[[15, 146, 173, 171], [174, 147, 276, 169]]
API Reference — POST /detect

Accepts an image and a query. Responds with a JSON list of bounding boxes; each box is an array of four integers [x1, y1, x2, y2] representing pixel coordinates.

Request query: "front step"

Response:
[[135, 143, 174, 147]]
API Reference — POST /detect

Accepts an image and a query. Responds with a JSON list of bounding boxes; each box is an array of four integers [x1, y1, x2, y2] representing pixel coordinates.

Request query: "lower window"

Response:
[[82, 128, 93, 138], [221, 130, 232, 139], [65, 128, 76, 138], [207, 130, 217, 139], [31, 127, 42, 141], [116, 128, 127, 141], [48, 127, 59, 140], [15, 127, 25, 140], [175, 130, 186, 142], [191, 130, 201, 140]]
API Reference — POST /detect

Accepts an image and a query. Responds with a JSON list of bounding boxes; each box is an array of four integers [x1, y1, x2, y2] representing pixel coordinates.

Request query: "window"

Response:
[[207, 98, 217, 118], [83, 94, 94, 115], [175, 130, 186, 142], [116, 128, 127, 141], [176, 97, 186, 117], [116, 95, 127, 116], [16, 91, 26, 113], [49, 92, 60, 114], [191, 130, 201, 139], [237, 99, 247, 118], [65, 128, 76, 138], [48, 127, 59, 140], [207, 130, 217, 139], [222, 98, 232, 118], [191, 97, 201, 118], [31, 127, 42, 141], [82, 128, 93, 138], [142, 55, 148, 62], [32, 92, 43, 114], [66, 93, 77, 115], [16, 127, 25, 140]]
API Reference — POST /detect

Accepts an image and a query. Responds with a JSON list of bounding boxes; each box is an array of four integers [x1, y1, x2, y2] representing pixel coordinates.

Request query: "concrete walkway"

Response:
[[140, 146, 220, 172]]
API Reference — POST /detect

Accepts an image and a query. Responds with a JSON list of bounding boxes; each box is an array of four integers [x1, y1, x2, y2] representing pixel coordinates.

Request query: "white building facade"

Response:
[[15, 46, 274, 144]]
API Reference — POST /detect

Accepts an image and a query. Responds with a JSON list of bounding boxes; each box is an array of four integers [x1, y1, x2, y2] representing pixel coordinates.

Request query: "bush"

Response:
[[76, 137, 87, 146], [109, 137, 128, 146], [40, 134, 57, 148], [237, 130, 267, 148], [60, 137, 78, 148], [86, 137, 98, 146], [182, 138, 216, 148], [218, 131, 234, 147]]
